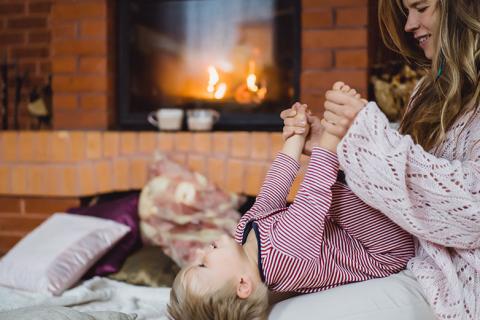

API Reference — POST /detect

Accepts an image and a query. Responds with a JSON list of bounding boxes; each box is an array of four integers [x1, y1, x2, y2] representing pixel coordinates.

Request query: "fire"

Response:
[[207, 65, 227, 99], [246, 74, 258, 92], [205, 60, 267, 103]]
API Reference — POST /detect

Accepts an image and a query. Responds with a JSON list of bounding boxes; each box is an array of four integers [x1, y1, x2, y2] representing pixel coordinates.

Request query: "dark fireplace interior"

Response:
[[117, 0, 300, 130]]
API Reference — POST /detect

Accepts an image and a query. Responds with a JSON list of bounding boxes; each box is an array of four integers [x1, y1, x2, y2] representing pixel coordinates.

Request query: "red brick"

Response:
[[270, 134, 284, 159], [53, 40, 107, 55], [40, 62, 51, 73], [303, 0, 367, 8], [80, 20, 106, 38], [11, 47, 49, 59], [11, 166, 28, 195], [80, 94, 107, 110], [0, 33, 25, 45], [213, 132, 230, 155], [79, 57, 107, 74], [53, 110, 109, 130], [24, 197, 79, 214], [0, 233, 24, 254], [188, 155, 207, 175], [336, 7, 368, 26], [130, 158, 148, 189], [208, 158, 226, 189], [52, 24, 77, 39], [138, 133, 157, 154], [29, 2, 52, 14], [67, 132, 85, 161], [301, 91, 326, 115], [335, 49, 368, 68], [54, 94, 78, 110], [302, 50, 333, 69], [52, 3, 106, 20], [120, 132, 137, 155], [28, 31, 51, 43], [0, 3, 25, 14], [175, 133, 192, 152], [1, 167, 11, 193], [158, 133, 174, 152], [0, 215, 47, 233], [1, 132, 17, 161], [7, 17, 46, 29], [244, 162, 268, 195], [113, 158, 130, 190], [86, 132, 102, 160], [226, 160, 244, 193], [230, 133, 250, 158], [103, 132, 119, 158], [192, 133, 212, 154], [250, 133, 269, 160], [302, 9, 333, 29], [50, 131, 70, 162], [303, 29, 367, 49], [0, 198, 21, 214], [52, 56, 77, 73], [53, 75, 107, 92], [301, 70, 368, 91]]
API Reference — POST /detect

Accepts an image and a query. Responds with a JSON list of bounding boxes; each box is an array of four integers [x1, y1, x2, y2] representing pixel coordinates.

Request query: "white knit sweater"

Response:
[[337, 102, 480, 320]]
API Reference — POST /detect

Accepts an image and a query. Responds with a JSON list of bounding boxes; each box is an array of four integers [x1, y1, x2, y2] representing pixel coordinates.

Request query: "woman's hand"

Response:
[[322, 89, 367, 140]]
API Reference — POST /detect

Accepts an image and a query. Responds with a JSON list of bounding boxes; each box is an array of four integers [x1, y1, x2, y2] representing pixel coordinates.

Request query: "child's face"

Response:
[[402, 0, 440, 60], [182, 234, 248, 294]]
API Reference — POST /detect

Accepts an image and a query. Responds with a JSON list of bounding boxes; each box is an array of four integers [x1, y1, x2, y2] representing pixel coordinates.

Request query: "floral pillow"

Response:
[[139, 152, 244, 267]]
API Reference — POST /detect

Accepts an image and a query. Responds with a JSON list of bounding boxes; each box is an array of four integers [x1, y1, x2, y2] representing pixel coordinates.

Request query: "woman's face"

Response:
[[402, 0, 440, 60]]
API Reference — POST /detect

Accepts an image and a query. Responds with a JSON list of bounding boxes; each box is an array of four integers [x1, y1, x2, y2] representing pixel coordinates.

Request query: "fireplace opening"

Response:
[[117, 0, 301, 131]]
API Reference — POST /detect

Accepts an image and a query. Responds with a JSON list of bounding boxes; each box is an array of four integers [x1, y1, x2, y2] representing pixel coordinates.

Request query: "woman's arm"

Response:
[[337, 102, 480, 249]]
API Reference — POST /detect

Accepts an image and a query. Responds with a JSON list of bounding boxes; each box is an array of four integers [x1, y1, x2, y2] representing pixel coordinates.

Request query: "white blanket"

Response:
[[0, 277, 171, 320]]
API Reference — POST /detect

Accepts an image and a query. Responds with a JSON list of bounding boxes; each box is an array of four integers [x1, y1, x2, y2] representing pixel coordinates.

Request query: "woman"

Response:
[[280, 0, 479, 319]]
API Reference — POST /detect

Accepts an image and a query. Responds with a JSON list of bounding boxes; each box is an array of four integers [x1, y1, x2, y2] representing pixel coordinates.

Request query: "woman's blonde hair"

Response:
[[378, 0, 480, 151], [167, 267, 269, 320]]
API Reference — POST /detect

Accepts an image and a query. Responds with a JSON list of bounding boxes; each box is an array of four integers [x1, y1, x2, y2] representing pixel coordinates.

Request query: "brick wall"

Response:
[[51, 0, 113, 130], [301, 0, 368, 114], [0, 0, 52, 129]]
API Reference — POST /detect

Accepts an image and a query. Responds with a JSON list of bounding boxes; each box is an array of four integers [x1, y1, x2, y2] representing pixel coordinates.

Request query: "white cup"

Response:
[[148, 108, 184, 131], [186, 109, 220, 131]]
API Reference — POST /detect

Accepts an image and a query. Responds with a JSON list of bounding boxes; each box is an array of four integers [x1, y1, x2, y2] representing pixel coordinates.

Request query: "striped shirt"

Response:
[[234, 148, 415, 293]]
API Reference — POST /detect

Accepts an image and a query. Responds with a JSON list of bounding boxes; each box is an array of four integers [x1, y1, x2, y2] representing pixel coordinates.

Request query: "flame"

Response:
[[215, 83, 227, 99], [246, 74, 258, 92], [206, 65, 227, 99], [207, 65, 219, 93]]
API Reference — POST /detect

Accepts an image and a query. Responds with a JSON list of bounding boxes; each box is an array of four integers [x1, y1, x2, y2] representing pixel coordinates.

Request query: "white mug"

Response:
[[148, 108, 184, 131], [186, 109, 220, 131]]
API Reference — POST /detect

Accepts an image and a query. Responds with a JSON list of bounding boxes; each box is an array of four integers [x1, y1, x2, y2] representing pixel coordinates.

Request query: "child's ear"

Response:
[[236, 276, 253, 299]]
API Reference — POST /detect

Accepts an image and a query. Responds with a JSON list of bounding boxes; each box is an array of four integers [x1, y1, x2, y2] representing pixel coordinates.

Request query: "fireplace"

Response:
[[116, 0, 301, 130]]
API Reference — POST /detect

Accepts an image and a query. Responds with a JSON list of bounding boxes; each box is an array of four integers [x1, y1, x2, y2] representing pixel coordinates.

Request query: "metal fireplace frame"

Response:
[[116, 0, 302, 131]]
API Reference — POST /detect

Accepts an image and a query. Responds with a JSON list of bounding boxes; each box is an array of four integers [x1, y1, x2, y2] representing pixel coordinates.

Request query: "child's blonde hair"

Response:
[[167, 266, 269, 320]]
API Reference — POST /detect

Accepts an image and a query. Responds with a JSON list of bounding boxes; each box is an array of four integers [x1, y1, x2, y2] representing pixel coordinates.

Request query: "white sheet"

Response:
[[0, 277, 170, 320]]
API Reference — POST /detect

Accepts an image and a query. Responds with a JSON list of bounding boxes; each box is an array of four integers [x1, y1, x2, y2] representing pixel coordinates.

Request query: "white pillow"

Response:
[[0, 213, 130, 295]]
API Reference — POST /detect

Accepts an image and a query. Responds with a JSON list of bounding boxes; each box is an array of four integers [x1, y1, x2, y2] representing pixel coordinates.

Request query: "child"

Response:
[[167, 90, 415, 320]]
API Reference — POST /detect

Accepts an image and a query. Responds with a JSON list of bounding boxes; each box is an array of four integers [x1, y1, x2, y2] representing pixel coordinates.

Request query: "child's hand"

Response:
[[281, 102, 310, 161], [321, 82, 367, 144], [282, 102, 310, 140]]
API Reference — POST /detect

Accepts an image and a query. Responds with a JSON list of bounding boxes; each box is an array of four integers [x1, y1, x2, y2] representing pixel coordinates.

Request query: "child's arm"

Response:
[[236, 104, 308, 227]]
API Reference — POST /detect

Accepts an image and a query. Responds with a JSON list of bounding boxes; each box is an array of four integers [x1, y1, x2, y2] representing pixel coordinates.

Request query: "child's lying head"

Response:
[[167, 234, 269, 320]]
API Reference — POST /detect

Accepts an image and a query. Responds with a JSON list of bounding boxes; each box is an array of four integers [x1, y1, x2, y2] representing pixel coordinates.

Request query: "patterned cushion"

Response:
[[139, 152, 244, 267]]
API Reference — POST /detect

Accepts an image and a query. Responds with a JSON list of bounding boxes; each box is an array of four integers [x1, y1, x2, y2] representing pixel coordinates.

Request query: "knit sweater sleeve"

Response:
[[337, 102, 480, 249]]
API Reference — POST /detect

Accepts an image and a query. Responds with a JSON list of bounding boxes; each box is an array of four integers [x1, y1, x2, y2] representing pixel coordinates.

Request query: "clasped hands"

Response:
[[281, 82, 368, 155]]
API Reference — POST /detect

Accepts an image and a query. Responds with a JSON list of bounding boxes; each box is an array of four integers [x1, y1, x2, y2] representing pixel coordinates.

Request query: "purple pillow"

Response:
[[67, 193, 142, 278]]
